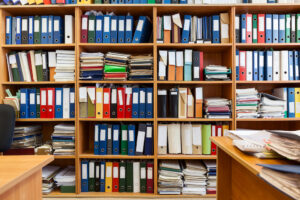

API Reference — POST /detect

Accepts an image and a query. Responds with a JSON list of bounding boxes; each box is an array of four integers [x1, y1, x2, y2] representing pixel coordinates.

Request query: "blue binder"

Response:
[[288, 51, 294, 80], [41, 16, 49, 44], [51, 0, 56, 3], [265, 51, 273, 81], [20, 88, 29, 118], [241, 14, 246, 43], [16, 16, 22, 44], [110, 16, 118, 43], [103, 15, 111, 43], [125, 15, 133, 43], [272, 14, 279, 43], [179, 0, 187, 3], [294, 51, 299, 80], [133, 0, 139, 3], [70, 88, 75, 118], [139, 88, 146, 118], [163, 0, 170, 3], [53, 16, 63, 44], [99, 124, 107, 155], [100, 161, 105, 192], [287, 88, 295, 118], [203, 16, 208, 41], [15, 53, 24, 81], [132, 16, 152, 43], [95, 15, 103, 43], [212, 15, 220, 43], [236, 50, 239, 80], [66, 0, 76, 4], [55, 88, 63, 118], [81, 160, 89, 192], [118, 16, 125, 43], [181, 15, 191, 43], [144, 124, 153, 155], [132, 87, 139, 118], [126, 0, 132, 4], [111, 0, 118, 2], [112, 124, 120, 155], [146, 88, 153, 118], [29, 88, 36, 118], [6, 16, 12, 44], [253, 51, 259, 81], [94, 124, 100, 155], [267, 0, 276, 2], [28, 16, 34, 44], [48, 15, 54, 44], [127, 124, 136, 156], [279, 14, 285, 43], [265, 14, 272, 43], [258, 51, 264, 81], [140, 0, 147, 3]]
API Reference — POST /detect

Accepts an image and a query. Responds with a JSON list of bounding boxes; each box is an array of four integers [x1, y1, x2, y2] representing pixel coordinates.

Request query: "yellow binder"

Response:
[[105, 162, 112, 192], [28, 0, 36, 4], [295, 88, 300, 118], [222, 123, 229, 136], [35, 0, 44, 4], [96, 87, 103, 119], [77, 0, 92, 4]]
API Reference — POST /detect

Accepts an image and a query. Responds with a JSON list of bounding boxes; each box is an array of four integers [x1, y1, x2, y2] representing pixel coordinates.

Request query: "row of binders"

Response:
[[236, 50, 300, 81], [158, 123, 228, 155], [79, 86, 153, 118], [94, 123, 153, 155], [81, 160, 154, 193], [81, 12, 152, 43], [158, 49, 231, 81], [157, 13, 229, 44], [7, 50, 75, 82], [236, 13, 300, 43], [6, 15, 74, 45]]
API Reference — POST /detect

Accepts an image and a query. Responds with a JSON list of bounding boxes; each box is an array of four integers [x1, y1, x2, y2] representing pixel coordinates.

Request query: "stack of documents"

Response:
[[204, 98, 231, 119], [11, 125, 42, 149], [203, 160, 217, 194], [128, 54, 153, 80], [51, 124, 75, 155], [80, 52, 104, 80], [54, 166, 76, 193], [204, 65, 231, 80], [104, 52, 130, 80], [259, 93, 286, 118], [158, 160, 183, 195], [182, 161, 207, 195], [54, 50, 75, 81], [42, 165, 60, 194], [236, 88, 260, 118]]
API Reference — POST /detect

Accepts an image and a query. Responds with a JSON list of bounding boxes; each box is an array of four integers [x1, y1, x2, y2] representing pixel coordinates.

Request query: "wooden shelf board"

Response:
[[79, 80, 154, 84], [43, 190, 76, 198], [236, 43, 300, 49], [157, 81, 232, 84], [2, 44, 75, 49], [16, 118, 75, 122], [157, 43, 231, 47], [79, 43, 153, 47], [236, 118, 300, 122], [79, 154, 154, 159], [157, 155, 216, 160], [237, 81, 300, 84], [54, 155, 76, 159], [157, 118, 233, 122], [78, 192, 154, 197], [79, 118, 154, 122], [2, 81, 75, 85]]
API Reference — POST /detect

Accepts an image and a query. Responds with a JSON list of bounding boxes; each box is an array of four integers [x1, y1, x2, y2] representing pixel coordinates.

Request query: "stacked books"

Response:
[[203, 160, 217, 194], [42, 165, 60, 195], [128, 55, 153, 80], [204, 65, 231, 81], [54, 50, 75, 81], [259, 93, 286, 118], [182, 161, 207, 195], [54, 166, 76, 193], [11, 125, 42, 150], [51, 124, 75, 155], [104, 52, 130, 80], [158, 160, 183, 195], [204, 98, 231, 119], [80, 52, 104, 80], [236, 88, 260, 119]]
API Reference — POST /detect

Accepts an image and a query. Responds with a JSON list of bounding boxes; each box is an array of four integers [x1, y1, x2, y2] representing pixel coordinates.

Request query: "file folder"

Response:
[[273, 51, 280, 81], [48, 16, 54, 44], [279, 14, 285, 43], [88, 15, 96, 43], [103, 88, 111, 118], [6, 16, 12, 44], [139, 88, 146, 118], [29, 88, 36, 118], [118, 16, 125, 43], [132, 16, 152, 43], [273, 14, 279, 43], [202, 124, 211, 155], [192, 51, 200, 80], [192, 124, 202, 154], [95, 162, 100, 192], [136, 124, 147, 155], [140, 162, 146, 193], [246, 51, 253, 81], [187, 88, 194, 118], [281, 51, 289, 81], [212, 15, 220, 43], [41, 16, 48, 44], [178, 88, 187, 118], [21, 17, 28, 44], [128, 124, 136, 155], [181, 15, 191, 43], [257, 14, 265, 43], [119, 161, 126, 192], [110, 16, 118, 43], [79, 87, 88, 118], [112, 162, 119, 192], [146, 163, 153, 193], [168, 88, 178, 118], [53, 16, 63, 44], [81, 160, 89, 192], [89, 160, 95, 191], [132, 88, 139, 118], [144, 124, 153, 155], [146, 88, 153, 118], [286, 14, 291, 43], [287, 88, 295, 118], [126, 161, 133, 192], [195, 87, 203, 118], [295, 88, 300, 118], [121, 125, 128, 155], [94, 124, 100, 155], [239, 50, 246, 81], [81, 15, 88, 43], [55, 88, 63, 118], [96, 87, 103, 118], [158, 50, 167, 80], [117, 87, 125, 118], [288, 51, 294, 80], [236, 50, 239, 80], [112, 124, 120, 155], [158, 124, 167, 154], [241, 14, 246, 43], [252, 14, 257, 43], [168, 50, 175, 80], [95, 15, 103, 43], [87, 87, 96, 118], [253, 51, 258, 81], [125, 15, 133, 43], [235, 15, 240, 43], [103, 15, 111, 43], [125, 87, 132, 118], [36, 89, 40, 118], [100, 161, 105, 192], [47, 88, 55, 118], [157, 89, 167, 118], [33, 16, 41, 44], [40, 88, 47, 118], [176, 51, 184, 81], [273, 88, 287, 118], [99, 124, 107, 155], [16, 16, 21, 44], [63, 88, 70, 119], [184, 49, 192, 81], [246, 14, 252, 43], [107, 125, 112, 155], [297, 14, 300, 43], [105, 162, 113, 192], [258, 51, 264, 81], [265, 50, 273, 81], [65, 15, 74, 44], [294, 51, 299, 80], [291, 14, 296, 43], [110, 88, 117, 118], [265, 14, 272, 43]]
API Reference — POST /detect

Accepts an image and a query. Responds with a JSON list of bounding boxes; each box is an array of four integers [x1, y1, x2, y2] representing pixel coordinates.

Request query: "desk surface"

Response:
[[211, 137, 290, 175], [0, 155, 53, 195]]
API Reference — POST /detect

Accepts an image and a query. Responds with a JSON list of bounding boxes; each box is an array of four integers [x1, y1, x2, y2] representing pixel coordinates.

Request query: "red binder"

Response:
[[56, 0, 65, 3], [211, 125, 217, 155], [146, 163, 154, 193], [26, 52, 34, 81], [103, 88, 111, 118], [246, 14, 252, 43], [112, 162, 119, 192], [258, 14, 265, 43], [199, 51, 204, 80], [117, 87, 125, 118], [217, 124, 223, 137], [47, 88, 55, 118], [43, 0, 51, 4], [81, 15, 88, 43], [239, 50, 246, 81], [125, 88, 132, 118], [40, 88, 48, 118]]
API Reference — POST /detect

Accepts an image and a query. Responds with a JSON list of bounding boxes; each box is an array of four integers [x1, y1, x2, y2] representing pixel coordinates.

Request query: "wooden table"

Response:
[[211, 137, 293, 200], [0, 155, 53, 200]]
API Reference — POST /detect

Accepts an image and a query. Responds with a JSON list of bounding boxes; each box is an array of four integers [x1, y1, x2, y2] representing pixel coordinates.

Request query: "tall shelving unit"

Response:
[[0, 3, 299, 199]]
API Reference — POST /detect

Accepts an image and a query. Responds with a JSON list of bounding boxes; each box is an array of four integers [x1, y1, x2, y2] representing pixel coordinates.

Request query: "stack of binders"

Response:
[[6, 15, 74, 45], [259, 93, 286, 118], [204, 98, 232, 119], [157, 13, 229, 43], [54, 50, 75, 81], [236, 88, 260, 119], [54, 166, 76, 193], [80, 52, 104, 80], [128, 54, 153, 80], [81, 160, 154, 193], [203, 160, 216, 195], [51, 124, 75, 155], [104, 52, 130, 80], [79, 86, 153, 119], [204, 65, 231, 81], [42, 166, 60, 195], [93, 123, 153, 156]]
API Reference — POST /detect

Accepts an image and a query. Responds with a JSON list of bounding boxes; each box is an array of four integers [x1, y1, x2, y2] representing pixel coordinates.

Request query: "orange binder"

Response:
[[105, 162, 113, 192], [163, 16, 171, 43], [96, 87, 103, 119], [112, 162, 119, 192], [168, 51, 176, 81], [187, 88, 194, 118], [195, 87, 203, 118], [176, 51, 183, 81]]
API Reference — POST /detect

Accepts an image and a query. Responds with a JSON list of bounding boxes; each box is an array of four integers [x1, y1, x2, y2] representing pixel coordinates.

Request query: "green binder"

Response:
[[126, 161, 133, 192], [9, 52, 21, 81], [36, 89, 40, 118], [252, 14, 257, 43], [121, 125, 128, 155], [34, 51, 43, 81], [88, 160, 96, 191], [147, 0, 155, 3], [94, 0, 102, 3], [104, 65, 127, 73], [297, 14, 300, 43], [34, 16, 41, 44], [60, 185, 75, 193], [286, 14, 291, 43], [88, 14, 96, 43], [119, 161, 126, 192], [140, 162, 147, 193], [202, 124, 211, 155]]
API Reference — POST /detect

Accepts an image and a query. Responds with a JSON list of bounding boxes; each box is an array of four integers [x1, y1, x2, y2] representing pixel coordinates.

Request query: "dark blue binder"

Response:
[[258, 51, 264, 81], [118, 16, 125, 43], [127, 124, 136, 156], [55, 88, 63, 118], [53, 16, 63, 44], [81, 160, 89, 192], [112, 124, 120, 155], [212, 15, 220, 43], [236, 50, 239, 80], [146, 88, 153, 118], [103, 15, 111, 43], [287, 88, 295, 118], [29, 88, 36, 118], [132, 16, 152, 43], [181, 15, 191, 43], [110, 15, 118, 43], [70, 88, 75, 118], [144, 124, 153, 155], [139, 88, 146, 118], [6, 16, 12, 44], [41, 16, 49, 44], [125, 15, 133, 43], [264, 51, 273, 81], [20, 88, 29, 118], [94, 124, 100, 155], [99, 124, 107, 155], [132, 87, 139, 118], [16, 16, 22, 44], [95, 15, 103, 43], [100, 161, 105, 192], [253, 51, 258, 81], [241, 14, 246, 43], [48, 15, 54, 44]]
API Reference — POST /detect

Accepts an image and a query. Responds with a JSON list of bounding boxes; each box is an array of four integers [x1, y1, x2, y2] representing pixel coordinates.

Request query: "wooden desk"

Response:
[[211, 137, 293, 200], [0, 155, 53, 200]]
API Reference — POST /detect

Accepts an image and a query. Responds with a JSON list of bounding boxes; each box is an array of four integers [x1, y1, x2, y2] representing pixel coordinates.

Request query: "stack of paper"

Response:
[[204, 65, 231, 81], [104, 52, 130, 80], [80, 52, 104, 80], [236, 88, 260, 118], [54, 166, 76, 193], [158, 160, 183, 195], [203, 160, 217, 194], [259, 93, 286, 118], [182, 161, 207, 195], [11, 125, 42, 149], [42, 165, 60, 194], [204, 98, 231, 118], [51, 124, 75, 155], [54, 50, 75, 81], [128, 54, 153, 80]]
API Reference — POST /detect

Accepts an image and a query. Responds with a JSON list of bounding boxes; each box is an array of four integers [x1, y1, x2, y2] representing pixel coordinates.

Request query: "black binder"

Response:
[[110, 88, 117, 118], [21, 16, 28, 44], [42, 52, 49, 81], [192, 51, 200, 81], [168, 88, 178, 118], [157, 89, 167, 118], [95, 161, 100, 192], [235, 14, 240, 43], [107, 124, 113, 155]]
